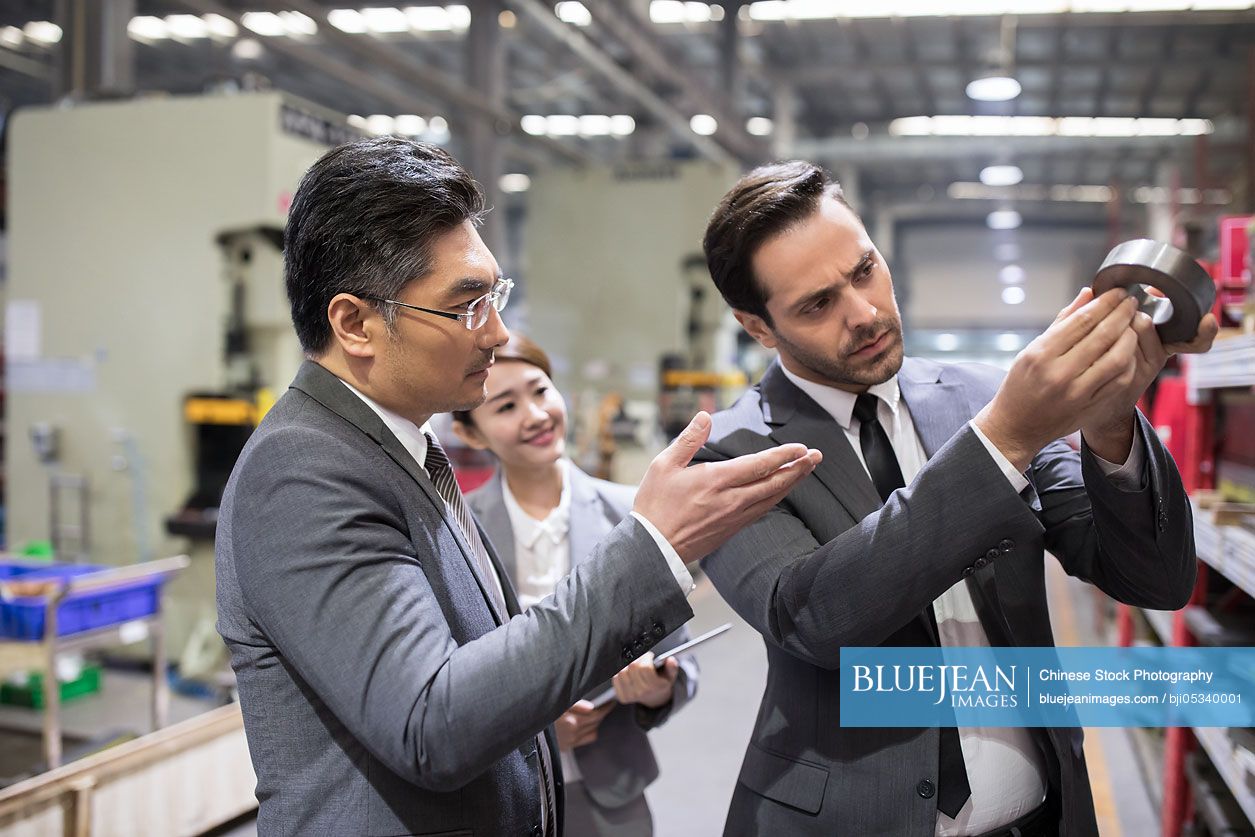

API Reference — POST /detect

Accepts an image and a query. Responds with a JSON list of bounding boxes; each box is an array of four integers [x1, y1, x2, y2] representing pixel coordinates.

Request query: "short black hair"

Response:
[[702, 160, 853, 325], [284, 137, 486, 353]]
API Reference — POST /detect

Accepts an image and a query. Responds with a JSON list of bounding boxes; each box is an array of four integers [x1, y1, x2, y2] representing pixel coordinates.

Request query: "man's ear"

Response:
[[733, 310, 778, 350], [450, 418, 490, 451], [327, 294, 379, 360]]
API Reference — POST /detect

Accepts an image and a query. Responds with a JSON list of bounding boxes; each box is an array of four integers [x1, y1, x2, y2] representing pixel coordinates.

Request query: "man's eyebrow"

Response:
[[442, 275, 495, 302], [844, 250, 874, 279]]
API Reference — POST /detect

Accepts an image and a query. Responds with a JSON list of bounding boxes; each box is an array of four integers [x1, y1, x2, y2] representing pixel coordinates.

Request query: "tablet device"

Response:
[[588, 623, 733, 709]]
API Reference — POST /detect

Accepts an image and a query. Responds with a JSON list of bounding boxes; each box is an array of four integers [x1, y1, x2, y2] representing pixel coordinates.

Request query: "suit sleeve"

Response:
[[228, 426, 693, 793], [1034, 409, 1196, 609], [700, 425, 1043, 669]]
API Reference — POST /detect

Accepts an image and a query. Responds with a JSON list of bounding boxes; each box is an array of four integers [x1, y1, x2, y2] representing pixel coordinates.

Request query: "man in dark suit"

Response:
[[695, 161, 1217, 836], [214, 138, 821, 837]]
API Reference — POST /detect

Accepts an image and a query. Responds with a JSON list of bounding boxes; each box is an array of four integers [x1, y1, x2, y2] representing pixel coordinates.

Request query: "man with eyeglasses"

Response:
[[215, 137, 822, 837]]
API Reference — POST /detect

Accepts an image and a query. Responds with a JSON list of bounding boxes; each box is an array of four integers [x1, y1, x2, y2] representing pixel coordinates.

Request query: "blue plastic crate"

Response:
[[0, 561, 164, 641]]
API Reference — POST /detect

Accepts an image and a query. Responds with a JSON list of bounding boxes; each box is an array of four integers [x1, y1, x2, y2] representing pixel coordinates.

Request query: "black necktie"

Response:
[[852, 392, 972, 819]]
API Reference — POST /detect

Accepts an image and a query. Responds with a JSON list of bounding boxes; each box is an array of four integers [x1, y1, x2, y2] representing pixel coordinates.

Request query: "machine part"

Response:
[[1092, 239, 1216, 343], [29, 423, 59, 465]]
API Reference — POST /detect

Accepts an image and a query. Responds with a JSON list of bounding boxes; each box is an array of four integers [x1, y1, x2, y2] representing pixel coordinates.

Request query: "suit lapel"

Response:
[[474, 471, 519, 587], [291, 360, 511, 625], [568, 467, 614, 570], [760, 362, 882, 523], [897, 357, 972, 460]]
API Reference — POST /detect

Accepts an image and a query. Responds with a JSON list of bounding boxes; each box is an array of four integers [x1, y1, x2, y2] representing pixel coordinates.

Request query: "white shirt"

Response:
[[500, 461, 585, 782], [780, 363, 1145, 835]]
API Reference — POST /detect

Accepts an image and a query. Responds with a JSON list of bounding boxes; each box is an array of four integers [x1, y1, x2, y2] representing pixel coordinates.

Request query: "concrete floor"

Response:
[[3, 563, 1164, 836]]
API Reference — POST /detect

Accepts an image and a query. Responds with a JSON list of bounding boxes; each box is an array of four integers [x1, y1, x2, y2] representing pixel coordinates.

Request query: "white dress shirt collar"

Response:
[[502, 460, 572, 549], [338, 379, 434, 469], [778, 359, 903, 429]]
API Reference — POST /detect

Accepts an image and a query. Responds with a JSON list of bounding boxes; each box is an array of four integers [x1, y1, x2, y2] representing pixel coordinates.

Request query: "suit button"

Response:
[[531, 826, 543, 837], [961, 566, 975, 578], [999, 539, 1014, 552], [652, 622, 665, 638], [622, 645, 633, 661], [985, 548, 1000, 562], [974, 557, 987, 569], [916, 779, 936, 799]]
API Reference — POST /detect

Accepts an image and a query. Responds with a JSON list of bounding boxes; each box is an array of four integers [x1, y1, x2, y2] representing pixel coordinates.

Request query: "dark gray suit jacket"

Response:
[[697, 357, 1195, 837], [215, 361, 693, 837], [468, 465, 699, 810]]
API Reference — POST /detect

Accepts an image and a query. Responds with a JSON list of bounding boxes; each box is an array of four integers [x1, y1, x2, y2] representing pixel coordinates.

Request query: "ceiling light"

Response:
[[407, 6, 453, 31], [935, 333, 960, 352], [1001, 287, 1026, 305], [555, 2, 593, 25], [241, 12, 287, 37], [328, 10, 368, 32], [427, 116, 450, 142], [690, 114, 718, 136], [851, 122, 870, 140], [966, 76, 1021, 102], [362, 7, 410, 33], [279, 11, 317, 35], [231, 37, 264, 60], [609, 115, 636, 136], [500, 174, 532, 193], [394, 114, 427, 136], [0, 26, 21, 47], [980, 165, 1023, 187], [987, 210, 1022, 230], [521, 115, 547, 136], [447, 6, 471, 28], [365, 115, 396, 136], [165, 15, 208, 38], [204, 14, 238, 37], [996, 332, 1024, 351], [23, 21, 62, 44], [746, 116, 774, 136], [128, 16, 169, 40], [499, 10, 517, 26], [546, 115, 580, 136], [999, 265, 1026, 284], [579, 114, 613, 136]]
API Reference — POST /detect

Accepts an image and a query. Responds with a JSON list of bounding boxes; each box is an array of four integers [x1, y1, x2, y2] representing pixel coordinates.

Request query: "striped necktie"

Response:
[[422, 433, 557, 835], [422, 433, 508, 618]]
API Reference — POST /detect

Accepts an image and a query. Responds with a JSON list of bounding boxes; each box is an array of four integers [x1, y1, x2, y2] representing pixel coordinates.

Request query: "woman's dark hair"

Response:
[[451, 333, 552, 427], [702, 160, 853, 326], [284, 137, 485, 353]]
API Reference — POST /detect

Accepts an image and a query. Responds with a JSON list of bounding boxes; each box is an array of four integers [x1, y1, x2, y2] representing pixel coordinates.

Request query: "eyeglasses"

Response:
[[365, 277, 513, 331]]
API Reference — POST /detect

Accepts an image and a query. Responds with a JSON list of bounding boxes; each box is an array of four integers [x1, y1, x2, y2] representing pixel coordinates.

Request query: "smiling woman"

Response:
[[451, 333, 701, 837]]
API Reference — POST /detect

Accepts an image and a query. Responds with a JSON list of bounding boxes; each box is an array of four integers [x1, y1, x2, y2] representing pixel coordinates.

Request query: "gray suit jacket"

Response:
[[215, 361, 693, 837], [468, 465, 699, 810], [696, 357, 1195, 837]]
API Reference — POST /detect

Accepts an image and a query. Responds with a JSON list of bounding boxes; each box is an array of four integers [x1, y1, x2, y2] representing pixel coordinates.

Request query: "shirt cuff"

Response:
[[630, 511, 695, 597], [1088, 421, 1146, 489], [969, 421, 1031, 494]]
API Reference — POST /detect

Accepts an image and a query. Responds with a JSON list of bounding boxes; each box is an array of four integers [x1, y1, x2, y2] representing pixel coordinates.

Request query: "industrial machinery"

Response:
[[7, 93, 339, 656]]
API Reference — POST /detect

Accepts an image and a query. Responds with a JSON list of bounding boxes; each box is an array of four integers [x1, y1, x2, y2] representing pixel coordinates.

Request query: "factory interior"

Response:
[[0, 1, 1253, 835]]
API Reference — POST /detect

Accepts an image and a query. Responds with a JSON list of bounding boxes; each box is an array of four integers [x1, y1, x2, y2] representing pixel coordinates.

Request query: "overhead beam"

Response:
[[579, 0, 765, 162], [0, 46, 53, 81], [169, 0, 593, 165], [504, 0, 738, 166]]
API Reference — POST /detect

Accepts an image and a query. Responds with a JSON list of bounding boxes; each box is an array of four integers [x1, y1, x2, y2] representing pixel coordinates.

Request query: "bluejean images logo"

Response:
[[840, 646, 1255, 728], [851, 662, 1019, 708]]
